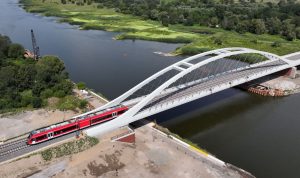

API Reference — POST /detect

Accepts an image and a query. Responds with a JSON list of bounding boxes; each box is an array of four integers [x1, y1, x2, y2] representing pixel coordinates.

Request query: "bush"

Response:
[[180, 46, 210, 55], [271, 41, 281, 47], [21, 90, 33, 106], [250, 39, 258, 44], [77, 82, 86, 90], [53, 90, 66, 98], [214, 38, 223, 45], [57, 95, 79, 110], [79, 100, 88, 109], [41, 149, 53, 161], [40, 136, 99, 161], [40, 89, 54, 99], [97, 4, 104, 8], [31, 97, 42, 108]]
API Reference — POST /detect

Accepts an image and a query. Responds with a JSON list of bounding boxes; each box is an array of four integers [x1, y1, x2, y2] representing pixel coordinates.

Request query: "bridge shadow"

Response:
[[131, 68, 290, 132], [144, 71, 288, 134], [150, 90, 274, 135]]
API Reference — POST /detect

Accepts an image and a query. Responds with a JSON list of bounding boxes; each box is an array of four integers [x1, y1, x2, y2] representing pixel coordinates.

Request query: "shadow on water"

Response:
[[151, 88, 273, 135]]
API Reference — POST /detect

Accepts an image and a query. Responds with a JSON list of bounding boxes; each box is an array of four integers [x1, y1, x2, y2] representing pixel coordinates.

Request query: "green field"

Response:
[[21, 0, 300, 56]]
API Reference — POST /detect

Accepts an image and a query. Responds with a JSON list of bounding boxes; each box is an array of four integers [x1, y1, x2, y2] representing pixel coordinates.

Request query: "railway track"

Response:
[[0, 132, 76, 164], [0, 145, 30, 157], [0, 138, 29, 159], [0, 138, 27, 150]]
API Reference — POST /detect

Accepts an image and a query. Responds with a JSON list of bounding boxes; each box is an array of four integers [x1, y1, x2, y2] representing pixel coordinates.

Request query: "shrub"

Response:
[[79, 100, 88, 109], [180, 46, 210, 55], [21, 90, 33, 106], [250, 39, 258, 44], [31, 97, 42, 108], [271, 41, 281, 47], [41, 149, 53, 161], [53, 90, 66, 98], [40, 89, 54, 99], [77, 82, 86, 90], [40, 136, 99, 161], [57, 95, 80, 110], [214, 38, 223, 45]]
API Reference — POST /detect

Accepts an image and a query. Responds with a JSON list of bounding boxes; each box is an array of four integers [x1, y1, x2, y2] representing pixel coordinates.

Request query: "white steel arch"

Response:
[[82, 48, 296, 135], [77, 47, 291, 118]]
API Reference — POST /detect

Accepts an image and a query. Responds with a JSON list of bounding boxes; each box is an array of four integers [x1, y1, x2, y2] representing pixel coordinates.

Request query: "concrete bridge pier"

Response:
[[286, 67, 297, 78]]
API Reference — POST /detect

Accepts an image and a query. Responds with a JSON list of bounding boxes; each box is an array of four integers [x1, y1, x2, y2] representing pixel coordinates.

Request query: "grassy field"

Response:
[[21, 0, 300, 56]]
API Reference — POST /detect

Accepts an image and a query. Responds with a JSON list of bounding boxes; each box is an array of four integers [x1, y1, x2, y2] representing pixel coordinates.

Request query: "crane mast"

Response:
[[30, 29, 40, 60]]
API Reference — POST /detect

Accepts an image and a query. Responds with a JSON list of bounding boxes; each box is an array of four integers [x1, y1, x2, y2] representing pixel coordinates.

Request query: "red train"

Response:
[[27, 105, 128, 145]]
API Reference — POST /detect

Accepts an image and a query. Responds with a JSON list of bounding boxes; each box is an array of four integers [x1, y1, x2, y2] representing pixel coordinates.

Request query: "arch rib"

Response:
[[75, 47, 291, 119]]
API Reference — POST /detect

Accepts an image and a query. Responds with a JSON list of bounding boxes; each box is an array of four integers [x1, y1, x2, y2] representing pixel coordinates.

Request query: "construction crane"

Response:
[[31, 29, 40, 60]]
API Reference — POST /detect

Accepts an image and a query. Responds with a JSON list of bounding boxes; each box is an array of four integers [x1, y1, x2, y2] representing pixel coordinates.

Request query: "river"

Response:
[[1, 0, 300, 177]]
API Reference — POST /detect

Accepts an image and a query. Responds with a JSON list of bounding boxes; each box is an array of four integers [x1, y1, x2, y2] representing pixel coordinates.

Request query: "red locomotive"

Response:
[[27, 105, 128, 145]]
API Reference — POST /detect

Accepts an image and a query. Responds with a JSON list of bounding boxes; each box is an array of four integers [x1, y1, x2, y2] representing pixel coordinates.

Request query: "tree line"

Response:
[[0, 34, 73, 111], [63, 0, 300, 41]]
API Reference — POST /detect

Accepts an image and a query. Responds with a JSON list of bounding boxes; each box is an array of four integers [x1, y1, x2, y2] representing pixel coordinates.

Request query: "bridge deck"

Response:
[[139, 60, 286, 112], [283, 53, 300, 61]]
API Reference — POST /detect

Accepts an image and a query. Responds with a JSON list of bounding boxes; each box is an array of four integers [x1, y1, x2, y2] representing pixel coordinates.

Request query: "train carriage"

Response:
[[27, 105, 128, 145]]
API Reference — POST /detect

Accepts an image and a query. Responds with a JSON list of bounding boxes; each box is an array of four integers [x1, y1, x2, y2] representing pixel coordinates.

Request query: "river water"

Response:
[[1, 0, 300, 177]]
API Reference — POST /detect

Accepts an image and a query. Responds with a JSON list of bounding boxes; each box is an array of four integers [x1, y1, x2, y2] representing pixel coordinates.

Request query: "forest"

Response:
[[0, 34, 74, 112], [74, 0, 300, 41]]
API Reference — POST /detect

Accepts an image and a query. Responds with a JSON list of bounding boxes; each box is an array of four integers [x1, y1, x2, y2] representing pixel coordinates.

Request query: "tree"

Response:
[[296, 27, 300, 39], [0, 66, 16, 90], [292, 16, 300, 27], [236, 20, 249, 34], [159, 11, 169, 27], [7, 43, 24, 58], [278, 0, 287, 7], [210, 17, 219, 27], [183, 14, 194, 26], [149, 9, 159, 20], [16, 64, 36, 90], [36, 56, 65, 87], [266, 18, 282, 35], [282, 20, 296, 41], [250, 19, 266, 35], [0, 34, 11, 55]]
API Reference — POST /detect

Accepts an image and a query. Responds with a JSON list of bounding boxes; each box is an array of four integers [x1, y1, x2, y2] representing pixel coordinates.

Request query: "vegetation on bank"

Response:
[[0, 34, 87, 113], [20, 0, 300, 56], [90, 0, 300, 41], [41, 136, 99, 161], [153, 123, 210, 156]]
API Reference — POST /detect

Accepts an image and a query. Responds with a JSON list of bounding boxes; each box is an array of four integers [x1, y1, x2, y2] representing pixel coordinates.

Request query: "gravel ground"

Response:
[[0, 123, 246, 178], [0, 109, 77, 141], [261, 71, 300, 91]]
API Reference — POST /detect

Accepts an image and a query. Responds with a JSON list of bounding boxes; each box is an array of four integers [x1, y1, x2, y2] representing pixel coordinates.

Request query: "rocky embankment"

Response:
[[241, 69, 300, 96]]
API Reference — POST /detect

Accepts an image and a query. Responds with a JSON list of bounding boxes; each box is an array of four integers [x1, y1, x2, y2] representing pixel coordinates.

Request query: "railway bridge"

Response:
[[2, 47, 300, 163], [80, 47, 300, 136]]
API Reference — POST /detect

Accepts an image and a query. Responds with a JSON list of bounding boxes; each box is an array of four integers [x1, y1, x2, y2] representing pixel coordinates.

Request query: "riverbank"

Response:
[[20, 0, 300, 56], [0, 120, 249, 178], [240, 68, 300, 96], [0, 87, 252, 177]]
